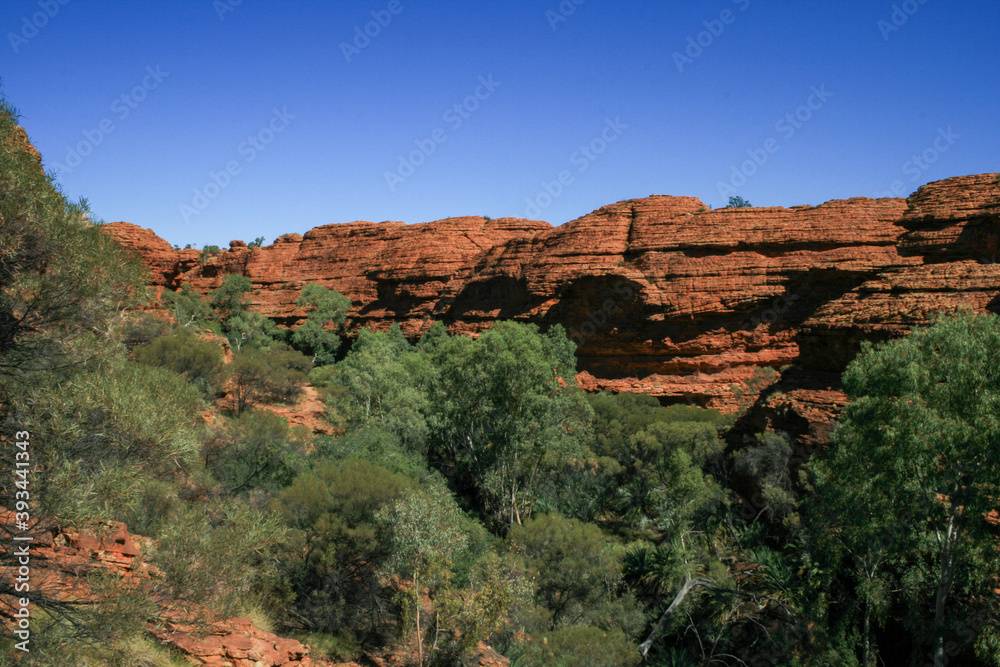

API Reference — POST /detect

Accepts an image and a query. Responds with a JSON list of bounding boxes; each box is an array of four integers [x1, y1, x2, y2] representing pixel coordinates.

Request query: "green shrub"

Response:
[[517, 625, 641, 667], [133, 330, 225, 394], [314, 426, 429, 481], [161, 284, 217, 331], [226, 349, 308, 413], [270, 459, 416, 640], [14, 360, 202, 521], [205, 410, 307, 493], [0, 97, 147, 380], [508, 514, 643, 636], [120, 312, 172, 351], [152, 499, 287, 619], [198, 245, 224, 262]]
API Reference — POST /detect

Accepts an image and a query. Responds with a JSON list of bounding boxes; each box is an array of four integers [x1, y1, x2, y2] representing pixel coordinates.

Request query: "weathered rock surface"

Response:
[[103, 173, 1000, 447], [0, 509, 319, 666]]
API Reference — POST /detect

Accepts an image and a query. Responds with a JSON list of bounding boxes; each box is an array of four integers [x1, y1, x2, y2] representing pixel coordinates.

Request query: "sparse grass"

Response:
[[111, 635, 192, 667], [0, 632, 191, 667], [238, 601, 275, 634], [290, 631, 358, 661]]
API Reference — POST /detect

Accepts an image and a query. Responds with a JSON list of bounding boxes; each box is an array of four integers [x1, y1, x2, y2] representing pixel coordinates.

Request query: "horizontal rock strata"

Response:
[[103, 173, 1000, 447]]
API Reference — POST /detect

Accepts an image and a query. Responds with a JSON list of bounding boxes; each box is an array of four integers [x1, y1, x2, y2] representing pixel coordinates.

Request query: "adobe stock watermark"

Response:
[[50, 66, 170, 177], [872, 127, 959, 198], [523, 117, 628, 218], [546, 0, 586, 31], [878, 0, 931, 41], [341, 0, 403, 63], [214, 0, 243, 21], [384, 75, 500, 192], [179, 107, 295, 223], [716, 84, 832, 198], [7, 0, 71, 53], [10, 430, 33, 653], [673, 0, 751, 73]]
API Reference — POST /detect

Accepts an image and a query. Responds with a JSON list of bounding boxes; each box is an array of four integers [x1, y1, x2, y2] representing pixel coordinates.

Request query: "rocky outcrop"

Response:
[[0, 509, 318, 666], [151, 616, 312, 667], [103, 173, 1000, 447]]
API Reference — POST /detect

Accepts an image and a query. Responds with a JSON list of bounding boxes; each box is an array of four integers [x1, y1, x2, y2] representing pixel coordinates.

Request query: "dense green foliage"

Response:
[[1, 91, 998, 666], [227, 347, 309, 414], [0, 99, 146, 382], [291, 282, 350, 365], [133, 328, 225, 394], [813, 310, 1000, 666]]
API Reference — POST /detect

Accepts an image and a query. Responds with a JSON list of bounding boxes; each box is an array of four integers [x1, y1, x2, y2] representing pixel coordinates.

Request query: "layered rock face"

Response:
[[103, 173, 1000, 446]]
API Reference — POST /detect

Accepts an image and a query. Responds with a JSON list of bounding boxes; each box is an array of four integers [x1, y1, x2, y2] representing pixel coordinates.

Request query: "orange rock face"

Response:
[[0, 509, 320, 667], [103, 172, 1000, 447]]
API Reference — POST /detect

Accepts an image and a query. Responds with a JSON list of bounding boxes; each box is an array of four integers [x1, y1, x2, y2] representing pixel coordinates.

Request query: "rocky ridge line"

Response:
[[103, 173, 1000, 449]]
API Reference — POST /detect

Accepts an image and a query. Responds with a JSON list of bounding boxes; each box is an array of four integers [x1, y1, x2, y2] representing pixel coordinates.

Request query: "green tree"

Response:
[[814, 310, 1000, 666], [416, 320, 450, 353], [272, 459, 416, 642], [210, 273, 252, 321], [313, 425, 430, 481], [436, 552, 533, 659], [319, 328, 431, 450], [428, 322, 593, 530], [377, 487, 468, 665], [731, 431, 800, 529], [614, 420, 724, 532], [508, 514, 643, 635], [725, 196, 752, 208], [0, 98, 147, 381], [161, 283, 217, 331], [226, 349, 308, 414], [205, 410, 307, 493], [292, 283, 350, 365], [198, 244, 224, 262], [206, 274, 286, 352], [585, 392, 727, 533], [226, 308, 283, 351]]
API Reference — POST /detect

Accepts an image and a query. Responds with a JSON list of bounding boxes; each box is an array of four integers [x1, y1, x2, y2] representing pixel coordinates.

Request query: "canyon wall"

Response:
[[104, 173, 1000, 447]]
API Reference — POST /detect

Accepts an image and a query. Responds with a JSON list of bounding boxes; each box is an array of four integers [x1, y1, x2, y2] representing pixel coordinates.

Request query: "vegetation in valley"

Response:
[[0, 94, 998, 667]]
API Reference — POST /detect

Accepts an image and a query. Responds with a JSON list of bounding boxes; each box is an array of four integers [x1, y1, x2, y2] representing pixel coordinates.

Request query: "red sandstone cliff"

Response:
[[103, 172, 1000, 448]]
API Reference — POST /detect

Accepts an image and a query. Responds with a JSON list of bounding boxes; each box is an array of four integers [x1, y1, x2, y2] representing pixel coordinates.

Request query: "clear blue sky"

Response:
[[2, 0, 997, 248]]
